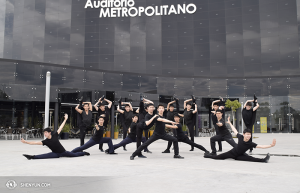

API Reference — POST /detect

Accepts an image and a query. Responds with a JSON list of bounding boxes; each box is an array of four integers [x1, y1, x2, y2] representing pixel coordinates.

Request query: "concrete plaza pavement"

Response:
[[0, 133, 299, 193]]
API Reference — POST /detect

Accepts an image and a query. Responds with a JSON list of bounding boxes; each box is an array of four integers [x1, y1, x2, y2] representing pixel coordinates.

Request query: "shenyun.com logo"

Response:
[[6, 180, 17, 190]]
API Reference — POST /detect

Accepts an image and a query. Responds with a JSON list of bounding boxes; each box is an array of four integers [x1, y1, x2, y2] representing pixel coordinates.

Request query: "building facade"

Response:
[[0, 0, 300, 133]]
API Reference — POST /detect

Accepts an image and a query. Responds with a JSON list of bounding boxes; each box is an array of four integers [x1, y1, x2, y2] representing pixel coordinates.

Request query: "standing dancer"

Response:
[[72, 117, 117, 154], [106, 114, 149, 153], [205, 117, 275, 163], [135, 96, 153, 155], [75, 102, 93, 146], [242, 95, 259, 153], [21, 114, 89, 160], [117, 98, 133, 151], [209, 109, 237, 156], [162, 113, 210, 154], [94, 95, 112, 152], [183, 96, 198, 151], [130, 104, 184, 160], [211, 97, 225, 152]]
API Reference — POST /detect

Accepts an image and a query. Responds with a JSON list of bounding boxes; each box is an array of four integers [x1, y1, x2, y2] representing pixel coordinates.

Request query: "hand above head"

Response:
[[64, 114, 68, 120]]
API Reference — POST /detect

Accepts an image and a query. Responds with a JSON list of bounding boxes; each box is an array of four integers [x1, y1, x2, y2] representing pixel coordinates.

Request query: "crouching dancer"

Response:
[[204, 117, 276, 163], [71, 117, 117, 155], [21, 114, 89, 160]]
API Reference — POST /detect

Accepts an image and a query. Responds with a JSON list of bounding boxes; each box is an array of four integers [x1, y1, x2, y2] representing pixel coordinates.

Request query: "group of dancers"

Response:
[[21, 94, 276, 163]]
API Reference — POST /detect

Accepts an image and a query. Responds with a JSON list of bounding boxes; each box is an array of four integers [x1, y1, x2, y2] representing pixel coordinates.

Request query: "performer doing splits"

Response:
[[117, 98, 133, 151], [106, 114, 149, 153], [21, 114, 89, 160], [183, 96, 198, 151], [162, 113, 210, 154], [211, 97, 225, 152], [204, 117, 275, 163], [72, 117, 117, 154], [242, 95, 259, 153], [75, 101, 93, 146], [94, 95, 112, 152], [130, 104, 184, 160], [209, 109, 237, 156]]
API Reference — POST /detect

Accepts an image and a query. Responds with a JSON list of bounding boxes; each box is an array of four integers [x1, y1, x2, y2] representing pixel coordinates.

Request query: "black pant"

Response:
[[99, 124, 108, 150], [213, 124, 223, 151], [132, 133, 179, 157], [72, 138, 114, 154], [209, 150, 265, 162], [33, 151, 85, 159], [210, 134, 237, 153], [187, 122, 195, 149], [136, 122, 144, 151], [113, 137, 148, 151], [79, 122, 89, 146], [122, 123, 129, 148], [166, 136, 207, 152]]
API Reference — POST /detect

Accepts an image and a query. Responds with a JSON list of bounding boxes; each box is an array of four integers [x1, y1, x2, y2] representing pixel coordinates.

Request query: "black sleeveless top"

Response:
[[82, 110, 92, 124]]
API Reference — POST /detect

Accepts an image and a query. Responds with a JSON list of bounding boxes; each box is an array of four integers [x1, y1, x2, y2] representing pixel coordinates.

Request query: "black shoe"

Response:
[[219, 96, 223, 101], [23, 154, 33, 160], [218, 150, 222, 152], [83, 152, 90, 156], [174, 155, 184, 159], [209, 152, 217, 156], [204, 153, 214, 158], [264, 153, 270, 163], [123, 147, 127, 151], [244, 153, 249, 156], [254, 94, 257, 101], [204, 151, 210, 155], [130, 156, 134, 160], [99, 149, 104, 152], [78, 96, 83, 102], [140, 94, 144, 101], [144, 150, 152, 153], [109, 152, 118, 155], [162, 149, 170, 153], [249, 150, 253, 154], [138, 154, 147, 158], [191, 95, 196, 103], [104, 149, 109, 154], [100, 95, 105, 101], [190, 149, 194, 151]]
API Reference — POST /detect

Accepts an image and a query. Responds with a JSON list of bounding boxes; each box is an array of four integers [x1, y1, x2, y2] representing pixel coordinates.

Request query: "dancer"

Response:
[[209, 109, 237, 156], [21, 114, 89, 160], [75, 101, 93, 146], [242, 95, 259, 153], [94, 95, 112, 152], [135, 96, 153, 155], [204, 117, 275, 163], [211, 97, 225, 152], [106, 114, 149, 153], [162, 113, 210, 154], [117, 99, 133, 151], [183, 96, 198, 151], [71, 117, 116, 154], [130, 104, 184, 160]]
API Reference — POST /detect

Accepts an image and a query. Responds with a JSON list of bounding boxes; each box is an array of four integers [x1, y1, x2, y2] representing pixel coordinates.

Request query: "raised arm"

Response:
[[136, 108, 140, 114], [122, 102, 133, 111], [227, 116, 238, 136], [86, 102, 93, 111], [57, 114, 68, 134], [211, 99, 221, 110], [178, 113, 184, 117], [184, 99, 193, 109], [117, 105, 124, 114], [192, 104, 198, 114], [256, 139, 276, 149], [244, 100, 254, 108], [143, 98, 154, 104], [104, 98, 112, 109], [21, 138, 42, 145], [253, 102, 259, 111], [75, 104, 83, 114], [94, 99, 101, 111], [167, 100, 176, 111]]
